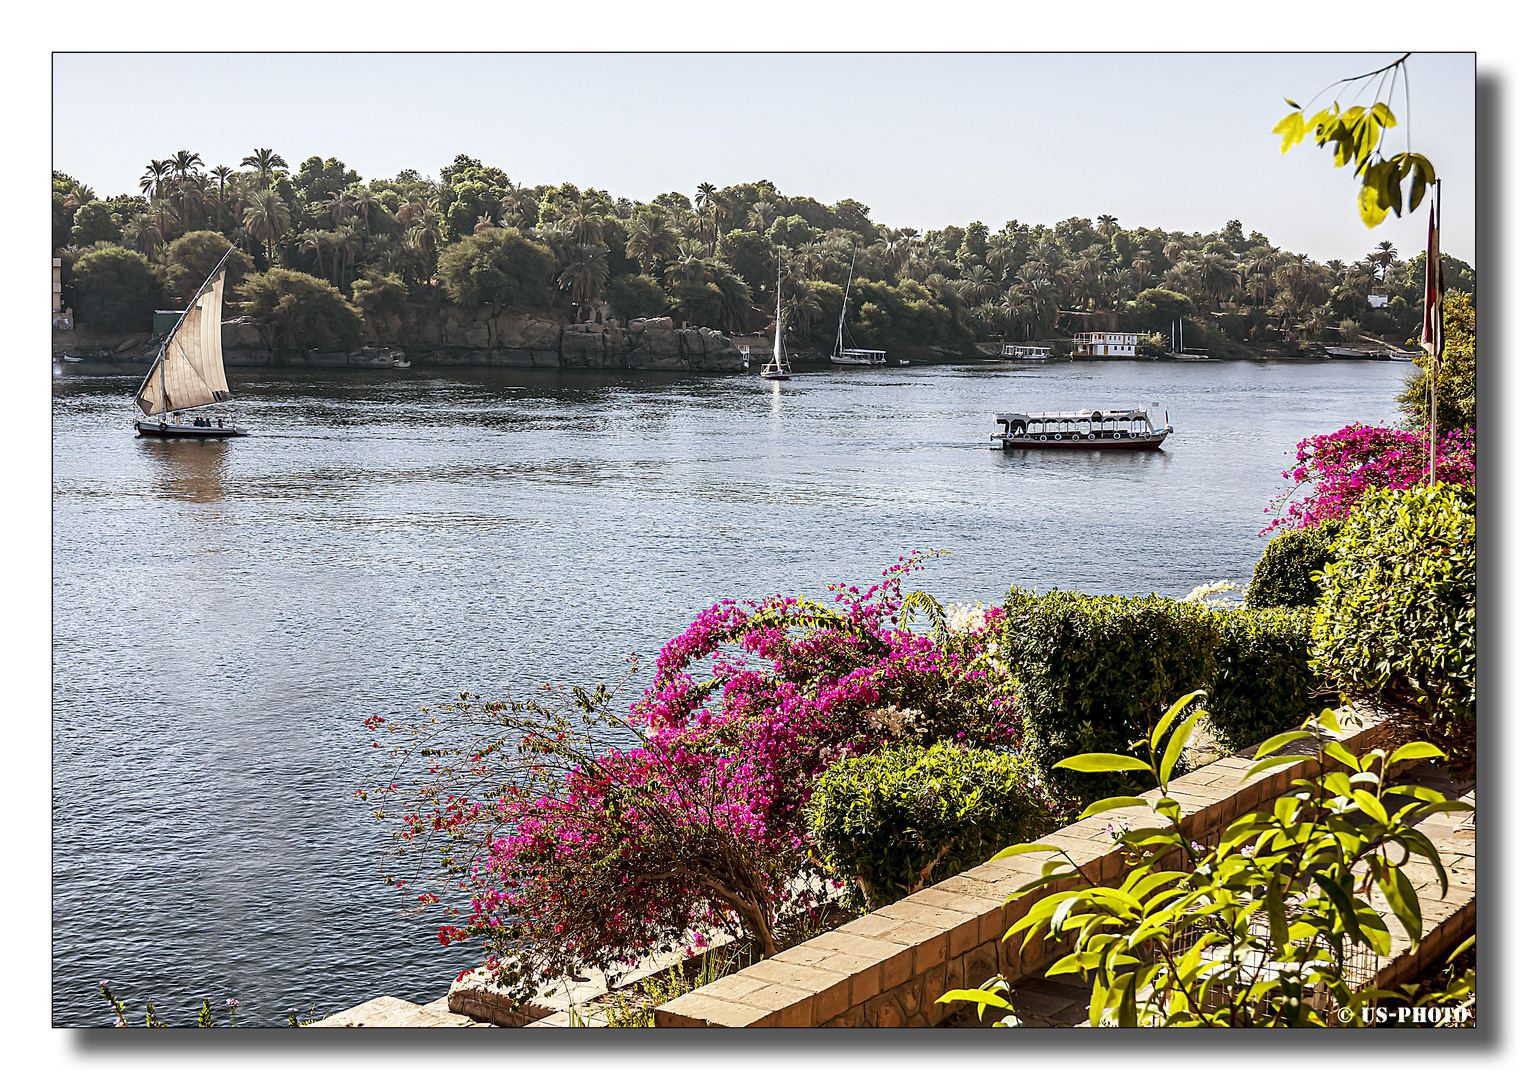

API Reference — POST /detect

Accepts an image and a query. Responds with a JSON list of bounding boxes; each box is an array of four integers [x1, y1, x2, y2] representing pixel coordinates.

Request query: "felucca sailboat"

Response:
[[760, 257, 791, 381], [829, 249, 887, 366], [134, 247, 249, 438]]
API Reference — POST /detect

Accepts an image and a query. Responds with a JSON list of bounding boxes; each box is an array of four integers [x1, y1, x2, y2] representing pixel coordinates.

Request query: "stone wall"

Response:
[[53, 310, 746, 372], [654, 712, 1400, 1027]]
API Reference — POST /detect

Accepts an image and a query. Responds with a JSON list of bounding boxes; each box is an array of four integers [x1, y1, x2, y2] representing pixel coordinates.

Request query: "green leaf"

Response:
[[1239, 754, 1308, 784], [1272, 111, 1307, 154], [1056, 753, 1155, 774], [989, 841, 1064, 862], [1372, 101, 1398, 127], [1376, 865, 1423, 950], [1387, 741, 1444, 765], [1359, 177, 1387, 229], [1253, 730, 1312, 758], [936, 987, 1012, 1013], [1079, 796, 1149, 819], [1151, 690, 1207, 752], [1159, 708, 1205, 783]]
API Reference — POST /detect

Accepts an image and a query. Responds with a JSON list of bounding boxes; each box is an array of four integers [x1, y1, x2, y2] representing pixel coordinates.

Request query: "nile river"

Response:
[[51, 357, 1408, 1025]]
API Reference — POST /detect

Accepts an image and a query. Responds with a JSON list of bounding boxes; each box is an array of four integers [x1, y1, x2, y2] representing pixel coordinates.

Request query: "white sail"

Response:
[[135, 261, 232, 417], [773, 283, 783, 365]]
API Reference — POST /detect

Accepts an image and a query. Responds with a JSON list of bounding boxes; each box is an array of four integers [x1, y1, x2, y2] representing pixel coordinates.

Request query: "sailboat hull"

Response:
[[135, 420, 249, 438]]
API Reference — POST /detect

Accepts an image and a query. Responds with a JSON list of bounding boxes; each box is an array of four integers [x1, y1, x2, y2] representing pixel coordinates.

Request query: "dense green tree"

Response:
[[238, 268, 363, 352], [161, 230, 253, 300], [350, 270, 409, 337], [671, 279, 724, 329], [72, 245, 159, 331], [605, 273, 671, 322], [69, 201, 123, 246], [437, 227, 555, 316]]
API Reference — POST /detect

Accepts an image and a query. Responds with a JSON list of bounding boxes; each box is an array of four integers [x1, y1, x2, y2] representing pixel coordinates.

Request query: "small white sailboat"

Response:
[[829, 249, 887, 366], [760, 257, 791, 381], [133, 247, 249, 438]]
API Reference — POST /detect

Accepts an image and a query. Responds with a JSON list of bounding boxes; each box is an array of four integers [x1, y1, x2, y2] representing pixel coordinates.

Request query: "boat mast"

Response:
[[774, 255, 783, 367], [835, 249, 857, 355]]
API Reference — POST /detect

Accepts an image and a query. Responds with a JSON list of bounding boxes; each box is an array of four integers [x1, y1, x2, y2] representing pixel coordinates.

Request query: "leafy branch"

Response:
[[1273, 54, 1438, 228]]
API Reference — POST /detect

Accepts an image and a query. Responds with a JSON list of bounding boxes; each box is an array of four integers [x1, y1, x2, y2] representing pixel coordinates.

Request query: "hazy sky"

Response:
[[52, 51, 1476, 267]]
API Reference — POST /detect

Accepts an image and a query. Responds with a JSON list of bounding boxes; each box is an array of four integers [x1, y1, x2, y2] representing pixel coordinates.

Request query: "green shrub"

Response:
[[1204, 607, 1321, 752], [1311, 482, 1475, 772], [1003, 589, 1219, 802], [238, 268, 363, 353], [807, 741, 1054, 909], [1246, 520, 1344, 609], [73, 244, 159, 331]]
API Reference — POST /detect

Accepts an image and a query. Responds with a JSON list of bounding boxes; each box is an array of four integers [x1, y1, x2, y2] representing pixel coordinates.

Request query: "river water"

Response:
[[51, 357, 1408, 1025]]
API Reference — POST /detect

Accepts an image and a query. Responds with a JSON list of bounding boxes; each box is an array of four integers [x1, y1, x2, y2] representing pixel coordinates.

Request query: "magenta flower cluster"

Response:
[[443, 554, 1023, 972], [1265, 424, 1475, 533]]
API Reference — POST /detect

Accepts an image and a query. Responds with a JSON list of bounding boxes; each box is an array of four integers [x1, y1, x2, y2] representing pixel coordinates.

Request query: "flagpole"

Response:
[[1430, 180, 1442, 486]]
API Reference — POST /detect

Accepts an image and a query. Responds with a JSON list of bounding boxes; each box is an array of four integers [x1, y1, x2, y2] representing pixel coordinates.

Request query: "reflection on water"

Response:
[[51, 359, 1409, 1026], [137, 437, 232, 504]]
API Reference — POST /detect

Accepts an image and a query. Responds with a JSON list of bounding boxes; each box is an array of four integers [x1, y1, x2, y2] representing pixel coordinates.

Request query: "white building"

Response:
[[1071, 331, 1139, 357]]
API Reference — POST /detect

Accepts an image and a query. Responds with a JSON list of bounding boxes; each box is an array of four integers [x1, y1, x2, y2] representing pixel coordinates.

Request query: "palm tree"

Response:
[[242, 189, 291, 263], [783, 278, 823, 343], [332, 224, 362, 290], [64, 183, 96, 212], [1133, 252, 1154, 291], [1096, 214, 1120, 239], [624, 209, 678, 276], [664, 239, 711, 289], [210, 165, 233, 231], [148, 198, 180, 239], [957, 264, 999, 307], [170, 150, 203, 181], [747, 200, 777, 236], [1370, 240, 1399, 273], [557, 243, 611, 317], [298, 229, 328, 281], [240, 148, 288, 189], [140, 159, 172, 202], [1162, 240, 1185, 266], [351, 187, 382, 237], [121, 213, 164, 258], [327, 193, 354, 229]]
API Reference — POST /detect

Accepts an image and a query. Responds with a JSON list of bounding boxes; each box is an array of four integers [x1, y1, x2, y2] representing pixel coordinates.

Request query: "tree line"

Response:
[[53, 148, 1477, 356]]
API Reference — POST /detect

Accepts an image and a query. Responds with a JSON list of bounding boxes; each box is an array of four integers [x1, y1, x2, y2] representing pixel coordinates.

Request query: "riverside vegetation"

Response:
[[354, 362, 1473, 1024], [54, 149, 1474, 362]]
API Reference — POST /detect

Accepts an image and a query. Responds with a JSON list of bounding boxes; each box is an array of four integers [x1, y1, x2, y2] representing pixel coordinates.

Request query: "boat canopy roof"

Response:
[[993, 409, 1151, 423]]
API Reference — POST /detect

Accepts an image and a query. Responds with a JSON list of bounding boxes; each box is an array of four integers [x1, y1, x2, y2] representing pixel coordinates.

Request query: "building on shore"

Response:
[[1071, 331, 1139, 358]]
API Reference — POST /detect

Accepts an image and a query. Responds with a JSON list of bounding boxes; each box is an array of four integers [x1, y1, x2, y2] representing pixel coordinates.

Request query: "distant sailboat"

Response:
[[829, 249, 887, 366], [760, 257, 791, 381], [133, 247, 249, 438]]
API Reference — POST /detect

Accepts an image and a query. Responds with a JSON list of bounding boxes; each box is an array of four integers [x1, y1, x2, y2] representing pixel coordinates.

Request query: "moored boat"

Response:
[[133, 247, 249, 438], [828, 249, 888, 366], [991, 407, 1172, 450], [761, 257, 792, 381]]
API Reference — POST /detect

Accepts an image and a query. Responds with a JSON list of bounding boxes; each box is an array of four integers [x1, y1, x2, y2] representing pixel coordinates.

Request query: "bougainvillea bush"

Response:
[[362, 554, 1027, 1006], [1264, 423, 1474, 534]]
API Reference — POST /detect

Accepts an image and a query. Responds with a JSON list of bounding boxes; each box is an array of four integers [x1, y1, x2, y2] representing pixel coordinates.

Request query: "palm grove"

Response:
[[53, 148, 1477, 359]]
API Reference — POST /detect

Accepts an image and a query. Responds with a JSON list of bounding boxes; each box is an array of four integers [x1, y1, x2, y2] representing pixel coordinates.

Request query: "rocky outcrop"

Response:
[[52, 305, 748, 371]]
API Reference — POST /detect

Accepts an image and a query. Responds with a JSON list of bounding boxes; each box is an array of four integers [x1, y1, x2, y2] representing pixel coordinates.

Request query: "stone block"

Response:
[[810, 974, 851, 1025], [661, 990, 772, 1028], [911, 932, 949, 976], [964, 941, 999, 988], [867, 990, 907, 1027], [948, 915, 981, 957], [850, 966, 882, 1008]]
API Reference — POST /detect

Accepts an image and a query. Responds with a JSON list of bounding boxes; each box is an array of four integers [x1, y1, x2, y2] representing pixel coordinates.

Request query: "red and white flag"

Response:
[[1420, 204, 1444, 356]]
